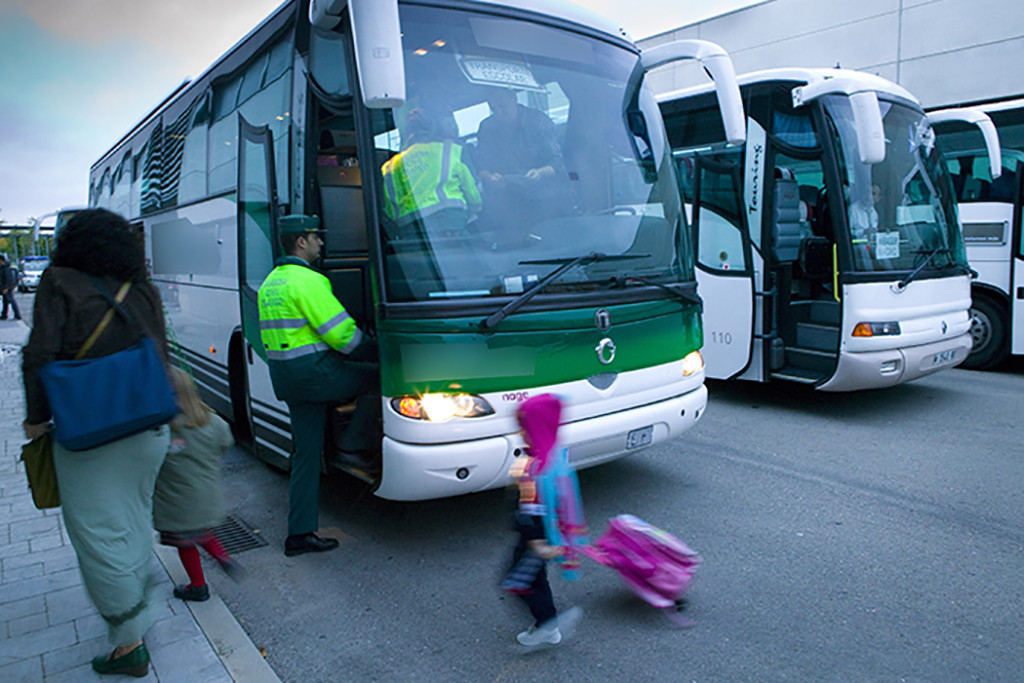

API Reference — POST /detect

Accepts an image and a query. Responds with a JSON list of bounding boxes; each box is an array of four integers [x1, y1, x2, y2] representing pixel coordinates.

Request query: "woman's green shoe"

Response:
[[91, 642, 150, 677]]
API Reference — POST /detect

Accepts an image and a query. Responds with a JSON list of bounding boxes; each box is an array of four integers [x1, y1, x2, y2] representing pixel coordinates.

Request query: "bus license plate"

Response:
[[626, 425, 654, 450], [930, 349, 957, 367]]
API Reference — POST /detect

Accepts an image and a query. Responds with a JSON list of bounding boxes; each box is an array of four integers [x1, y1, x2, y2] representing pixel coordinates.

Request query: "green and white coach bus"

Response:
[[88, 0, 745, 500], [660, 68, 973, 391]]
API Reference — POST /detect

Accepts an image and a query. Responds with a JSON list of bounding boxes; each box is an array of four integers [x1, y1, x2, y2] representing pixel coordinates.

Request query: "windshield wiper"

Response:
[[613, 276, 703, 309], [896, 246, 951, 290], [479, 252, 646, 332]]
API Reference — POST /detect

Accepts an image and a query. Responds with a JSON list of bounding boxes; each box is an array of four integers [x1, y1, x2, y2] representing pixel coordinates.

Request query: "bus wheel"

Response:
[[963, 296, 1009, 370], [228, 334, 255, 446]]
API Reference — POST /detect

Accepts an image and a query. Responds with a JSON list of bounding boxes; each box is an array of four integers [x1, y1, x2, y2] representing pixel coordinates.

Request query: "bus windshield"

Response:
[[372, 5, 685, 302], [825, 96, 967, 274]]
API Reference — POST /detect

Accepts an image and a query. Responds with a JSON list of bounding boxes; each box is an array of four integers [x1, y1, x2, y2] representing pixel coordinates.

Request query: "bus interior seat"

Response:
[[772, 169, 807, 262], [798, 236, 833, 284], [804, 185, 834, 243], [319, 184, 368, 253], [990, 169, 1017, 202], [798, 185, 818, 223]]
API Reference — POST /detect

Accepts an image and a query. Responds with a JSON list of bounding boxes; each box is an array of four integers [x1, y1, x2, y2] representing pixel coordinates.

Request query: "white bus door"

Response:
[[236, 116, 285, 464], [692, 157, 755, 379]]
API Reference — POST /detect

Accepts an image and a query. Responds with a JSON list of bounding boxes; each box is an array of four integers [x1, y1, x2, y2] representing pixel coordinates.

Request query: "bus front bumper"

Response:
[[373, 384, 708, 501], [818, 332, 972, 392]]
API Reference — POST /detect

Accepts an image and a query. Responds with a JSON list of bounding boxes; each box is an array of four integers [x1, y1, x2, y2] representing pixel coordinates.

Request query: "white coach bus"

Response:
[[659, 68, 973, 391], [930, 100, 1024, 369]]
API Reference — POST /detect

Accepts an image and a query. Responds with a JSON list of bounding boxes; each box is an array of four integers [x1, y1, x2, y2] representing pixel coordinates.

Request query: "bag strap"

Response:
[[74, 281, 132, 360]]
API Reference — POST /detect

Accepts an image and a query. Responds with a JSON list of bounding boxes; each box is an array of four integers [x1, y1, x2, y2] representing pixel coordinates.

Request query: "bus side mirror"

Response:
[[928, 108, 1002, 180], [849, 91, 886, 165], [309, 0, 406, 109], [641, 39, 745, 146], [792, 79, 885, 165]]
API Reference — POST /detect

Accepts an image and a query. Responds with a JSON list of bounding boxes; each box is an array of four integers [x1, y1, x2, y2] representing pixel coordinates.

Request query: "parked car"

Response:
[[18, 256, 49, 292]]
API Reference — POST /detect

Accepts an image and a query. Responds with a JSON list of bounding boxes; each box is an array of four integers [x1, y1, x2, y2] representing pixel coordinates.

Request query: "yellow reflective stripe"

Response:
[[315, 311, 351, 336], [340, 327, 363, 354]]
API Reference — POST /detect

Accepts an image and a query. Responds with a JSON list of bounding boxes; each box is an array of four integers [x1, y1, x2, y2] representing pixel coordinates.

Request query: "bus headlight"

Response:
[[391, 393, 495, 421], [852, 321, 901, 337], [682, 350, 704, 376]]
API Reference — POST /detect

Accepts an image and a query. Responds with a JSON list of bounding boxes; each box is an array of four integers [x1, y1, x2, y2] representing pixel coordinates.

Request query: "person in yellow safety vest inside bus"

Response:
[[257, 214, 379, 557], [381, 107, 482, 237]]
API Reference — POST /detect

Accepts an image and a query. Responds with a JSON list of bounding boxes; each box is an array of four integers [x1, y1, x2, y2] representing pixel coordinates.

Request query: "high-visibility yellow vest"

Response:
[[257, 257, 363, 361], [381, 141, 482, 224]]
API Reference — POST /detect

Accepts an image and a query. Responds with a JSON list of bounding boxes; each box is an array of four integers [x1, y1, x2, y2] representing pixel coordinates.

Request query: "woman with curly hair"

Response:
[[22, 208, 170, 677]]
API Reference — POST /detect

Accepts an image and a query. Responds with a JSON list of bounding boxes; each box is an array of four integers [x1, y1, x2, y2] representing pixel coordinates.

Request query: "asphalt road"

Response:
[[208, 361, 1024, 682]]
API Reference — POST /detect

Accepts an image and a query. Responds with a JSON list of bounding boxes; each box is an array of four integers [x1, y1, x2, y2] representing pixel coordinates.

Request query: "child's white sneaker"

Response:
[[556, 606, 583, 640], [516, 620, 562, 647]]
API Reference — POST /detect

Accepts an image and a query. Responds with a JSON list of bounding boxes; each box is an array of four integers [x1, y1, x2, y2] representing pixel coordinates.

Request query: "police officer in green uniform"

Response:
[[257, 215, 379, 556]]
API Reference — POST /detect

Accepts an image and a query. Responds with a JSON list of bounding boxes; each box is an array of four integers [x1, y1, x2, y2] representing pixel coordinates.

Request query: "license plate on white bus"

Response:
[[626, 425, 654, 450], [929, 349, 958, 367]]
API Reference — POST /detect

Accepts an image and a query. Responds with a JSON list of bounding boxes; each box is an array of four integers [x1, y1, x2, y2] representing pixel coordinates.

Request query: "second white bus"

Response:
[[660, 68, 973, 391]]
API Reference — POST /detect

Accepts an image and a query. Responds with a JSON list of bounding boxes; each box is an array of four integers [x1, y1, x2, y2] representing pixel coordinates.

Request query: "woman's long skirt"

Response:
[[53, 426, 169, 646]]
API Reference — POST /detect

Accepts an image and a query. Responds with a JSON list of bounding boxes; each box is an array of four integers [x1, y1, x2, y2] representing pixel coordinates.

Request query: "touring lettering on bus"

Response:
[[748, 142, 763, 215]]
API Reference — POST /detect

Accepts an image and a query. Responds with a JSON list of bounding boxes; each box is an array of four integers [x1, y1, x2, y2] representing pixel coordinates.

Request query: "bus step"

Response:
[[327, 456, 379, 484], [343, 465, 378, 484], [789, 300, 840, 325], [770, 366, 826, 384], [795, 322, 839, 351], [785, 346, 836, 373]]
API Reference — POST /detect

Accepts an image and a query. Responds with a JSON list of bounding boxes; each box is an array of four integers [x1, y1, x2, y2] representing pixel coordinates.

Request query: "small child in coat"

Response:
[[153, 368, 240, 602], [502, 393, 582, 648]]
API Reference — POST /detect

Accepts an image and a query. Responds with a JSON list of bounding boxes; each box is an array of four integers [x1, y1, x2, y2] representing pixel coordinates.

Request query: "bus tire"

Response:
[[963, 295, 1009, 370], [228, 333, 255, 446]]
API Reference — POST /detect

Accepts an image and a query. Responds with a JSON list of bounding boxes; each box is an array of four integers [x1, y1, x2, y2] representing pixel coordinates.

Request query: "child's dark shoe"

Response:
[[173, 583, 210, 602], [91, 642, 150, 677]]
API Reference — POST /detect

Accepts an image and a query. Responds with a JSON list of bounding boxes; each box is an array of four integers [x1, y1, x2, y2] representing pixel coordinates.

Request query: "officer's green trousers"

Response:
[[270, 352, 379, 536]]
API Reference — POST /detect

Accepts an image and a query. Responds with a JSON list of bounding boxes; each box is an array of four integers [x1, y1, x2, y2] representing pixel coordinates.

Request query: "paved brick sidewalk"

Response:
[[0, 321, 278, 682]]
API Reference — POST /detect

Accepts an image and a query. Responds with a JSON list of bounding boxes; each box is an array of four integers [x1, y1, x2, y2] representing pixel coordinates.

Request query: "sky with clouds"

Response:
[[0, 0, 758, 225]]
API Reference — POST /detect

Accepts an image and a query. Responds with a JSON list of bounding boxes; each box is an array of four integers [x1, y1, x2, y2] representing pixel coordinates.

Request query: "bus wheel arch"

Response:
[[963, 290, 1009, 370], [228, 331, 255, 446]]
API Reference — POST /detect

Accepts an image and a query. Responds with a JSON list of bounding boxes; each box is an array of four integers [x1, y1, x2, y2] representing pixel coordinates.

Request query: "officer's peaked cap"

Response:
[[279, 214, 322, 234]]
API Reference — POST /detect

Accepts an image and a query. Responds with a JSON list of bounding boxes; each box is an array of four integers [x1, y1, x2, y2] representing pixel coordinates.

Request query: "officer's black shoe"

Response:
[[284, 533, 339, 557]]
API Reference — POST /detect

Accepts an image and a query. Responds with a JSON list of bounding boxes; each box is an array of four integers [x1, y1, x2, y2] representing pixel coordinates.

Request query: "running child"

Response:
[[153, 368, 241, 601], [502, 393, 582, 648]]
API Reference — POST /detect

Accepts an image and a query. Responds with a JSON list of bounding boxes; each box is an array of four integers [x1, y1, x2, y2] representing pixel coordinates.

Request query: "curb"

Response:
[[153, 545, 281, 683]]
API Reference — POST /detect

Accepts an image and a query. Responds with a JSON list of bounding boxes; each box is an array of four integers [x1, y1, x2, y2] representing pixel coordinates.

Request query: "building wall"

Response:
[[638, 0, 1024, 108]]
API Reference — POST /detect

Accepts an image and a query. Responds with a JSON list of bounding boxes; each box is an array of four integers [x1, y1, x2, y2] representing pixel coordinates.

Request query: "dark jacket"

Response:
[[22, 266, 168, 424], [1, 264, 18, 291]]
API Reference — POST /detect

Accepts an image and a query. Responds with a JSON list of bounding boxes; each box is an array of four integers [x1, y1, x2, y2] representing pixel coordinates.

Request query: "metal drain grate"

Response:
[[211, 514, 268, 554]]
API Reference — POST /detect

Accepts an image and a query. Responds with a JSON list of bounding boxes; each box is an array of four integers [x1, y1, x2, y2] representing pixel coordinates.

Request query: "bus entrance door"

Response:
[[691, 156, 755, 379], [235, 116, 288, 468]]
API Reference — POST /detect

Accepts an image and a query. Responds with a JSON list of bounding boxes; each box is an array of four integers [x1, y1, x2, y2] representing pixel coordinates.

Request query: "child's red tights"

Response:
[[178, 533, 231, 588]]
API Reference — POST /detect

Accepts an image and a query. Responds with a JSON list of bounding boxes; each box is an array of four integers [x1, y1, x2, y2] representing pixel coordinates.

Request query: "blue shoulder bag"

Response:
[[38, 279, 177, 451]]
